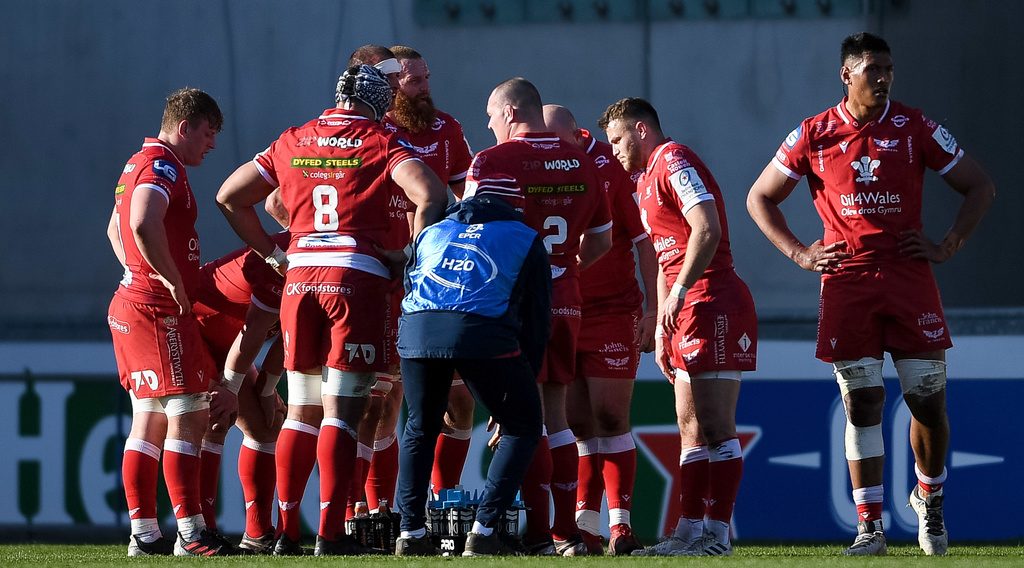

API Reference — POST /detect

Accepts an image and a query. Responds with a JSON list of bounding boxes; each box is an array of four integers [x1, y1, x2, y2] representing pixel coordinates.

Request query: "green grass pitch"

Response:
[[2, 544, 1023, 566]]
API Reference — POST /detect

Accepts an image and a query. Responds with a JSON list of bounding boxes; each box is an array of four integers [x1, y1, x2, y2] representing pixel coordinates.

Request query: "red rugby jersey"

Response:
[[113, 138, 201, 310], [773, 98, 963, 267], [636, 140, 735, 284], [578, 132, 646, 314], [253, 108, 419, 277], [466, 131, 612, 306]]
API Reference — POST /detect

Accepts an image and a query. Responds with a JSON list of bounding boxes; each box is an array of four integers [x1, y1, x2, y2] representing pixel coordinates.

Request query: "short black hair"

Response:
[[348, 44, 394, 67], [597, 97, 661, 132], [841, 32, 890, 64]]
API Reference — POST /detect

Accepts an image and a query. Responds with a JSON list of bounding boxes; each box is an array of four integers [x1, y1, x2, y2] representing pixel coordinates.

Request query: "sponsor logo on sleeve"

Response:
[[115, 184, 126, 195], [669, 167, 708, 202], [122, 163, 136, 174], [932, 125, 958, 155], [784, 125, 802, 149], [152, 160, 178, 182]]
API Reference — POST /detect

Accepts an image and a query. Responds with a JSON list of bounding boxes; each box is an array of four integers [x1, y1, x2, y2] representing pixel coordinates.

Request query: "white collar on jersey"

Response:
[[836, 98, 890, 126]]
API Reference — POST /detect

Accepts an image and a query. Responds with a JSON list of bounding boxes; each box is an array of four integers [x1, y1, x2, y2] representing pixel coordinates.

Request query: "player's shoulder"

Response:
[[652, 141, 701, 173], [137, 140, 185, 186], [885, 99, 930, 129]]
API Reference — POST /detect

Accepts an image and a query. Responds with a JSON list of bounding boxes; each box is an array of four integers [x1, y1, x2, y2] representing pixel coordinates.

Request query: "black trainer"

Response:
[[314, 534, 385, 556], [395, 533, 440, 556], [272, 534, 304, 556], [127, 535, 174, 557]]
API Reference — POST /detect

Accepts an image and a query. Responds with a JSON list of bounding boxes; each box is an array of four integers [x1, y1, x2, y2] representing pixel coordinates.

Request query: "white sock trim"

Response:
[[400, 527, 426, 539], [443, 428, 473, 441], [124, 438, 161, 461], [242, 437, 277, 454], [357, 442, 373, 461], [915, 464, 948, 485], [471, 521, 493, 536], [609, 508, 631, 526], [548, 428, 576, 449], [282, 418, 319, 436], [576, 438, 600, 457], [576, 509, 601, 535], [679, 445, 709, 466], [373, 433, 397, 451], [599, 433, 636, 454], [201, 440, 224, 455], [707, 438, 742, 463], [163, 438, 198, 457], [852, 484, 884, 504], [321, 417, 357, 439]]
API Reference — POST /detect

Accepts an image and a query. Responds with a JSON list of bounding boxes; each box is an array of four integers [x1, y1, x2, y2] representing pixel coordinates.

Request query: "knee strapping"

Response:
[[160, 393, 211, 416], [833, 357, 884, 397], [323, 367, 375, 398], [370, 375, 393, 397], [286, 371, 323, 406], [895, 359, 946, 397], [845, 423, 884, 460]]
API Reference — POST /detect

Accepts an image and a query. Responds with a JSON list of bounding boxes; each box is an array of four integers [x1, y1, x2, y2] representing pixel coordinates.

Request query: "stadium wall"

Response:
[[1, 335, 1022, 542], [1, 0, 1021, 339]]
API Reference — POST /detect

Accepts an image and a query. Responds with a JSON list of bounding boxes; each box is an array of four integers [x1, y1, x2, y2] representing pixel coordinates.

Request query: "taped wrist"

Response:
[[221, 369, 245, 395], [260, 372, 282, 397]]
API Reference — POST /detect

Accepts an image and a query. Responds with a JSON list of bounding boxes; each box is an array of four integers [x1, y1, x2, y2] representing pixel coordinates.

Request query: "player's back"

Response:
[[195, 231, 290, 321], [471, 132, 611, 288], [255, 109, 418, 273]]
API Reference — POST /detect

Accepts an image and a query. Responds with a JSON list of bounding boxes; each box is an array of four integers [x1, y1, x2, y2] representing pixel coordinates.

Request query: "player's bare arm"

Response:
[[106, 206, 126, 268], [210, 303, 281, 432], [254, 335, 285, 427], [216, 163, 284, 273], [128, 187, 189, 315], [264, 187, 290, 229], [899, 154, 995, 263], [747, 163, 850, 273], [635, 236, 659, 352], [661, 201, 721, 335], [392, 158, 447, 237], [578, 228, 613, 270]]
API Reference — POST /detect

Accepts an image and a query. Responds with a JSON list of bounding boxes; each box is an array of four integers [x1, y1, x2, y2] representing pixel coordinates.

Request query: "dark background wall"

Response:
[[2, 0, 1019, 338]]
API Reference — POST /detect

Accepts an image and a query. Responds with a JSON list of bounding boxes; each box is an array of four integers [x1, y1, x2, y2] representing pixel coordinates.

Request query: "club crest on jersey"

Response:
[[784, 125, 802, 149], [152, 160, 178, 182], [851, 156, 880, 184], [872, 138, 899, 151]]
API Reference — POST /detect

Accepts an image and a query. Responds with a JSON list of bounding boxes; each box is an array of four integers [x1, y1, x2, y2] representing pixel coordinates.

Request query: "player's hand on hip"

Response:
[[899, 230, 954, 263], [655, 333, 674, 383], [208, 384, 239, 432], [795, 239, 849, 274], [637, 310, 657, 353]]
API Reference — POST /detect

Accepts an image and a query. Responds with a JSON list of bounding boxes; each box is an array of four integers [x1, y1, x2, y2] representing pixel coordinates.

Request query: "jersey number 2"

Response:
[[313, 185, 339, 231], [542, 215, 567, 254]]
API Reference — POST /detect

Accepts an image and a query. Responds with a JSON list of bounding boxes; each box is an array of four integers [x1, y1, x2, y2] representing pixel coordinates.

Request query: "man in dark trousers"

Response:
[[394, 185, 551, 556]]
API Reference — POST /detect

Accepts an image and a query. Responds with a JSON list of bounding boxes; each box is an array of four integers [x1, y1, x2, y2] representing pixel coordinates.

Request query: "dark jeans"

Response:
[[397, 355, 543, 531]]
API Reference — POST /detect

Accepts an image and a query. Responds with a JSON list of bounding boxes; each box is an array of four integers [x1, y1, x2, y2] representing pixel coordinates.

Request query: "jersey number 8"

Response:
[[312, 184, 339, 231]]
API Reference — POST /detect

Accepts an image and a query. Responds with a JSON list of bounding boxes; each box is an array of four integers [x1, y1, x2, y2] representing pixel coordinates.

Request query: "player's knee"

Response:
[[834, 358, 885, 425], [895, 359, 947, 399], [594, 407, 627, 435], [323, 367, 375, 398], [286, 371, 323, 407]]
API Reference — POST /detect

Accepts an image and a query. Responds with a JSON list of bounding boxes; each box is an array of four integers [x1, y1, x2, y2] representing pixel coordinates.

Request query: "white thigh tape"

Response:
[[895, 359, 947, 397], [833, 357, 884, 397], [160, 393, 211, 417], [323, 367, 375, 398], [287, 371, 323, 406], [129, 390, 164, 414]]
